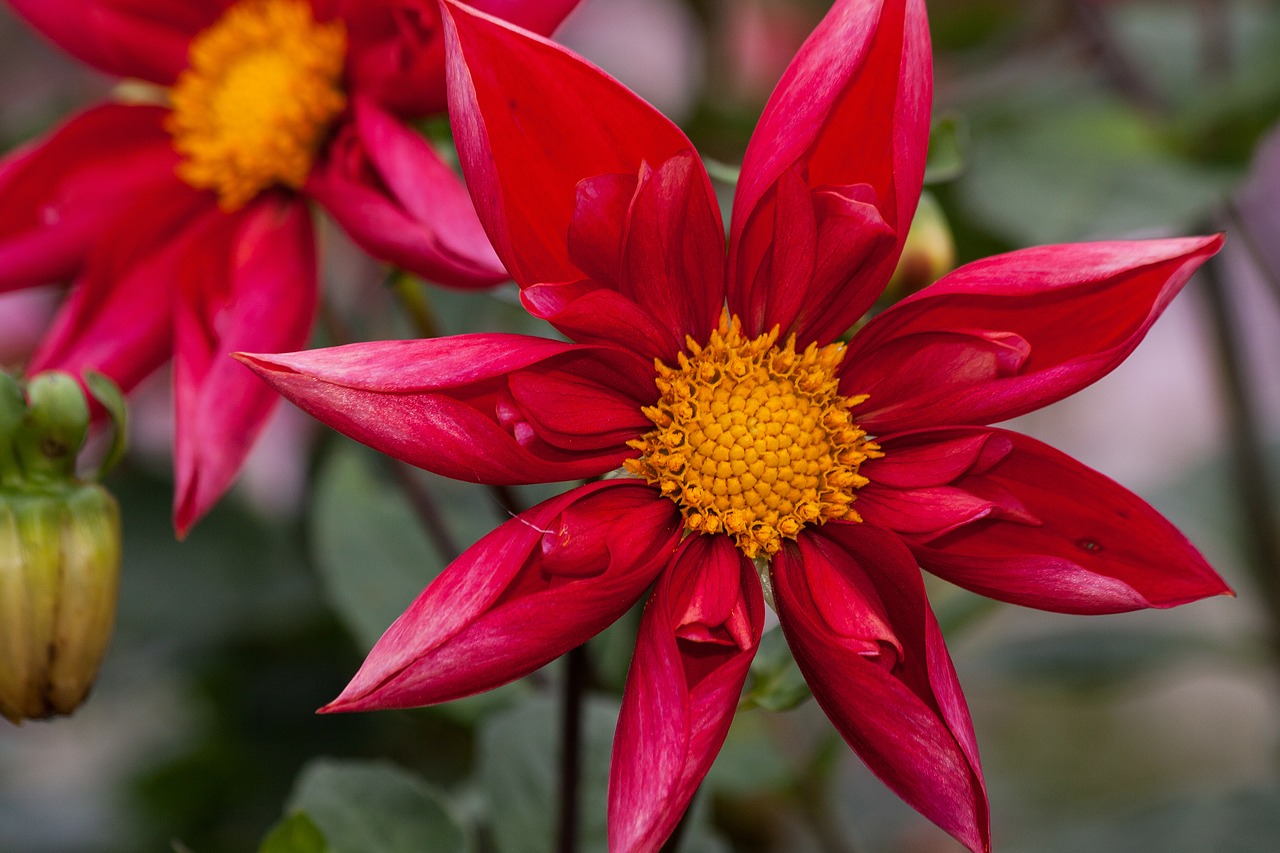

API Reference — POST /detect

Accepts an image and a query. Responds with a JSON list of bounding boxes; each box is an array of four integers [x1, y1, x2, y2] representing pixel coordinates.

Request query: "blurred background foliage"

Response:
[[2, 0, 1280, 851]]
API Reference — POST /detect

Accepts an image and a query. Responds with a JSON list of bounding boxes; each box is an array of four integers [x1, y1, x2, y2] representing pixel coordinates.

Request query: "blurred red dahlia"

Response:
[[240, 1, 1231, 850]]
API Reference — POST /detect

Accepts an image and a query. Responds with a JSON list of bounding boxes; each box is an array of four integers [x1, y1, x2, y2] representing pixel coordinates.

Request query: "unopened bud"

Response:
[[885, 191, 955, 301], [0, 371, 126, 724]]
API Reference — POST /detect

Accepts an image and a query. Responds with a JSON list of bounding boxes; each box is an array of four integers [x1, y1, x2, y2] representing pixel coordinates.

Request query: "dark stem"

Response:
[[382, 456, 462, 563], [557, 644, 589, 853], [1199, 257, 1280, 658], [1196, 0, 1232, 81], [488, 483, 525, 521], [1222, 200, 1280, 310], [1068, 0, 1168, 112]]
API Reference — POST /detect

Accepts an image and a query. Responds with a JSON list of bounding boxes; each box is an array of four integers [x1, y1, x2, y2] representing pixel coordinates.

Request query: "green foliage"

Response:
[[287, 759, 471, 853], [259, 812, 330, 853], [741, 627, 811, 712]]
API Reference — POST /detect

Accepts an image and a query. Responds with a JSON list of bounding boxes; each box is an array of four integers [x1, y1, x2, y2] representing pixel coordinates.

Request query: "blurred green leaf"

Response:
[[924, 113, 969, 185], [288, 759, 470, 853], [741, 627, 810, 712], [960, 92, 1230, 245], [976, 627, 1226, 692], [259, 812, 330, 853], [704, 711, 795, 798]]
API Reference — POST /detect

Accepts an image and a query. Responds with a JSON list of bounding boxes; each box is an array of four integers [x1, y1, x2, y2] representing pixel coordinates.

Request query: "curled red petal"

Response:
[[306, 101, 507, 287], [730, 0, 931, 343], [440, 0, 722, 346], [845, 236, 1224, 431], [866, 428, 1233, 614], [235, 335, 654, 485], [0, 104, 179, 292], [773, 524, 989, 853], [609, 535, 763, 853], [7, 0, 219, 84], [324, 480, 681, 710], [172, 195, 317, 536]]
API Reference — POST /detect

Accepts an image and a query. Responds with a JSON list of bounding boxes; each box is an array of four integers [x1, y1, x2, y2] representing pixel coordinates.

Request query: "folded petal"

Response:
[[610, 534, 763, 853], [773, 523, 989, 853], [0, 104, 179, 292], [440, 0, 723, 351], [173, 195, 317, 536], [27, 173, 212, 392], [844, 236, 1224, 432], [324, 480, 682, 710], [236, 334, 654, 485], [306, 100, 506, 288], [729, 0, 931, 344], [331, 0, 581, 116], [864, 428, 1232, 614], [7, 0, 218, 84]]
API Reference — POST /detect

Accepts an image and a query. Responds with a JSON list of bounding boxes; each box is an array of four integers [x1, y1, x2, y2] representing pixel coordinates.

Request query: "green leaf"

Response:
[[259, 812, 330, 853], [83, 370, 128, 478], [288, 759, 470, 853], [924, 113, 969, 185], [741, 627, 811, 712]]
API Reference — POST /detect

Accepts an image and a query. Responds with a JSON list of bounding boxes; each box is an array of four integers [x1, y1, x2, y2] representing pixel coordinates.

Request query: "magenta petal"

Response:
[[440, 0, 719, 308], [172, 196, 317, 536], [0, 104, 179, 292], [730, 0, 931, 342], [324, 481, 681, 710], [609, 535, 763, 853], [845, 236, 1224, 431], [7, 0, 217, 84], [773, 524, 989, 853], [869, 428, 1233, 614], [306, 101, 507, 287], [236, 336, 654, 485]]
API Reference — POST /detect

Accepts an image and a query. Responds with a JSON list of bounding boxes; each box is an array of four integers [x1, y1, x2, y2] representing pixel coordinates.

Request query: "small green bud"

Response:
[[884, 191, 956, 301], [0, 371, 125, 724]]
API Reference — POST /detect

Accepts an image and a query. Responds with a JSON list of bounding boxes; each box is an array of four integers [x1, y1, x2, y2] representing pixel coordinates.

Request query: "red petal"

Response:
[[235, 335, 654, 485], [773, 524, 989, 853], [440, 0, 722, 348], [729, 0, 931, 343], [323, 481, 681, 710], [306, 101, 507, 287], [27, 174, 211, 392], [173, 196, 317, 536], [867, 428, 1233, 614], [0, 104, 178, 292], [7, 0, 221, 84], [609, 535, 763, 853], [330, 0, 581, 116], [845, 236, 1224, 431]]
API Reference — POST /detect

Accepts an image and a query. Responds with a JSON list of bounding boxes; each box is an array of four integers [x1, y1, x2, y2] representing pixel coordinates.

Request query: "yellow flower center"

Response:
[[166, 0, 347, 211], [625, 315, 881, 560]]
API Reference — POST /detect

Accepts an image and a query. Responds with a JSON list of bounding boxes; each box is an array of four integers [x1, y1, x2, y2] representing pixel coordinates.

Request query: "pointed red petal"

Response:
[[773, 524, 989, 853], [0, 104, 178, 292], [845, 236, 1224, 431], [440, 0, 722, 350], [172, 196, 316, 535], [730, 0, 931, 343], [610, 535, 763, 853], [325, 481, 681, 710], [7, 0, 218, 83], [865, 428, 1233, 614], [235, 336, 654, 485], [306, 101, 506, 287]]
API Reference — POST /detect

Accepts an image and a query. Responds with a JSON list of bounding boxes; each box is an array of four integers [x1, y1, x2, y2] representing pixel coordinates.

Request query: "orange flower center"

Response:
[[166, 0, 347, 211], [625, 315, 880, 559]]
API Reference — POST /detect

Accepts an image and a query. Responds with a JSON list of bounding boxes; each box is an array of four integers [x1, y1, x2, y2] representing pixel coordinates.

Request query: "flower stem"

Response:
[[557, 644, 589, 853], [381, 456, 461, 563]]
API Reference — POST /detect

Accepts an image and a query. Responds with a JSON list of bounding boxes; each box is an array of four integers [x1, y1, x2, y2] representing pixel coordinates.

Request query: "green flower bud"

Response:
[[0, 371, 126, 724], [885, 191, 956, 301]]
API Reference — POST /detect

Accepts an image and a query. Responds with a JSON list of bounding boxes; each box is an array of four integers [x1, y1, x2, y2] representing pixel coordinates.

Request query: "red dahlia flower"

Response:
[[0, 0, 581, 533], [239, 1, 1232, 850]]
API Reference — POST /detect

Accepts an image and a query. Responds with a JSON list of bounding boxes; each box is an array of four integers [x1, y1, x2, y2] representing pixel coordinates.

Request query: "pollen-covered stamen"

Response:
[[625, 315, 881, 559], [166, 0, 347, 211]]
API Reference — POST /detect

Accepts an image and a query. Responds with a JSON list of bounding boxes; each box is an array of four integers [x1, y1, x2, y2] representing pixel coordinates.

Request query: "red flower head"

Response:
[[239, 1, 1232, 850], [0, 0, 582, 533]]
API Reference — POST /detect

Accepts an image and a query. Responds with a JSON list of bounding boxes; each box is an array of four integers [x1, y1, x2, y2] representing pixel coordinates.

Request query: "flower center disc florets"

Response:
[[166, 0, 347, 210], [625, 315, 881, 559]]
